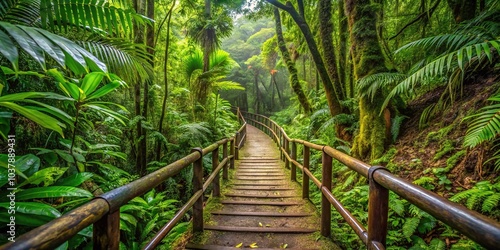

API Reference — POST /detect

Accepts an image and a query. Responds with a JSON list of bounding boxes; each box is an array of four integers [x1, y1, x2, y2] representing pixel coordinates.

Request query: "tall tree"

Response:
[[274, 7, 312, 114], [346, 0, 391, 160], [134, 0, 146, 174], [266, 0, 342, 116]]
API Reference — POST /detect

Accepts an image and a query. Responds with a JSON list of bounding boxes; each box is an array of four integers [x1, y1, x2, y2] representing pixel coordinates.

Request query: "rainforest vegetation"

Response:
[[0, 0, 499, 249]]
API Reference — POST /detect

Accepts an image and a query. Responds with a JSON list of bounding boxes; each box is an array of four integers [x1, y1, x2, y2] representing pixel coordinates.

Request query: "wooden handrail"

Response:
[[241, 110, 500, 250], [1, 121, 247, 250]]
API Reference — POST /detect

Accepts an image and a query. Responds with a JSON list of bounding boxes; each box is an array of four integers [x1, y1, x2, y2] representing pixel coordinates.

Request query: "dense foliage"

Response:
[[1, 0, 499, 249]]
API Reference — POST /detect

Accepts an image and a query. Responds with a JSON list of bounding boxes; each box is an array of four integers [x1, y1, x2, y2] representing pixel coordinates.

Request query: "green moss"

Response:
[[424, 124, 454, 146], [372, 146, 398, 165], [446, 150, 466, 171], [433, 140, 455, 160]]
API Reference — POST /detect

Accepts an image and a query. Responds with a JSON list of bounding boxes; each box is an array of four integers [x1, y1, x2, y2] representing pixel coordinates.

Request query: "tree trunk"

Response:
[[134, 0, 145, 174], [266, 0, 341, 116], [273, 7, 312, 114], [156, 0, 176, 161], [447, 0, 477, 23], [319, 0, 345, 101], [345, 0, 390, 160]]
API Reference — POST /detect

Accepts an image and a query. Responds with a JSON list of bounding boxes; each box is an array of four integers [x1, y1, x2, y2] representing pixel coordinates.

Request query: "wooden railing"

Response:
[[243, 111, 500, 250], [1, 112, 247, 250]]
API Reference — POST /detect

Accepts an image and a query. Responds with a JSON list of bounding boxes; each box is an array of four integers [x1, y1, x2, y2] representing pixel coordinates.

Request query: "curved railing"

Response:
[[0, 111, 247, 250], [242, 111, 500, 250]]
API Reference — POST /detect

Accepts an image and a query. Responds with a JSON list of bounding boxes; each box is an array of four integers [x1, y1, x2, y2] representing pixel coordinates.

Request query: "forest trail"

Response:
[[185, 125, 339, 250]]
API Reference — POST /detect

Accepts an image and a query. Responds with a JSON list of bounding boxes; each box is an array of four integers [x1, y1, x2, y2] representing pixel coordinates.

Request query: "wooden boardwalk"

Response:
[[186, 125, 338, 250]]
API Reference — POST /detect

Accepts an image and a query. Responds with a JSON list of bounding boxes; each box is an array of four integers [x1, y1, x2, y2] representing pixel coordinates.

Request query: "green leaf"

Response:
[[0, 202, 61, 218], [55, 173, 93, 187], [0, 28, 18, 71], [15, 154, 40, 177], [81, 72, 105, 95], [1, 22, 46, 70], [17, 167, 68, 188], [86, 80, 121, 100], [0, 102, 64, 137], [15, 186, 93, 200]]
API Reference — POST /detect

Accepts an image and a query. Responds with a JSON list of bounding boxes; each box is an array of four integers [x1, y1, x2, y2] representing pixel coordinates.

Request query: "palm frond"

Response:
[[80, 38, 152, 83], [40, 0, 147, 37], [0, 0, 40, 26]]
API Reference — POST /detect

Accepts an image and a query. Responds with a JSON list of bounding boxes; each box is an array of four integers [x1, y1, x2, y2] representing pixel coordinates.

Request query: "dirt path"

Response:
[[186, 126, 339, 250]]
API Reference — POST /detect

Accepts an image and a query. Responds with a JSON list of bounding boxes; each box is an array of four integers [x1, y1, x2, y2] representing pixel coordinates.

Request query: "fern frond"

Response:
[[466, 190, 494, 210], [391, 115, 408, 142], [450, 188, 478, 203], [403, 217, 420, 239], [357, 72, 406, 102], [383, 39, 500, 112], [464, 94, 500, 148], [413, 176, 435, 186], [482, 193, 500, 212], [429, 238, 446, 250]]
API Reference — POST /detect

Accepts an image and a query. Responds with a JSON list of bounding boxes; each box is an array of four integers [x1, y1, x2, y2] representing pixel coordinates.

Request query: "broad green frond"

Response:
[[0, 21, 107, 73], [463, 94, 500, 148], [213, 81, 244, 91]]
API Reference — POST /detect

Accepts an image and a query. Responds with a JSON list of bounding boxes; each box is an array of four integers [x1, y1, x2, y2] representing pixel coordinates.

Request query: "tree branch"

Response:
[[388, 0, 442, 40], [265, 0, 292, 12]]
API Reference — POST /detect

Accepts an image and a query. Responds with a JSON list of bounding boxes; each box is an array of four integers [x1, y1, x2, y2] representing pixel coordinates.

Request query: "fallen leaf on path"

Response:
[[235, 242, 243, 248], [249, 242, 258, 248]]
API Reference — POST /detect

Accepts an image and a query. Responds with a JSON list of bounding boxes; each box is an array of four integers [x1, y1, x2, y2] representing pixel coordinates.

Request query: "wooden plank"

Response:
[[211, 211, 312, 217], [225, 193, 299, 198], [205, 225, 316, 233], [221, 200, 301, 206]]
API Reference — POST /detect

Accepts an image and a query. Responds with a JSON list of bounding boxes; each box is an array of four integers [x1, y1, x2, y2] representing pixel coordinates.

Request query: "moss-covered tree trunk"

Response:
[[266, 0, 341, 116], [273, 7, 312, 114], [345, 0, 390, 160]]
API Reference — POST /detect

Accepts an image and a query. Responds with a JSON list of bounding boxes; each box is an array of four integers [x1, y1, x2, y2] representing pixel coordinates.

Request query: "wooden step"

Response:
[[211, 211, 312, 217], [225, 193, 298, 198], [232, 186, 293, 191], [205, 225, 316, 233], [221, 200, 301, 206], [232, 182, 286, 186], [185, 243, 284, 250], [236, 174, 285, 176], [235, 177, 286, 180]]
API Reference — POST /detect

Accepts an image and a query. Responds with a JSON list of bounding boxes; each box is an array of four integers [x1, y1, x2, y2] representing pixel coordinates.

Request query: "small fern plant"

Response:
[[450, 180, 500, 215], [463, 92, 500, 172]]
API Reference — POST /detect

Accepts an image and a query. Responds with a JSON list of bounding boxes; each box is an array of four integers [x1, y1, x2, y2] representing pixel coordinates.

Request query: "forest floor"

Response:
[[388, 72, 499, 198], [181, 125, 339, 250]]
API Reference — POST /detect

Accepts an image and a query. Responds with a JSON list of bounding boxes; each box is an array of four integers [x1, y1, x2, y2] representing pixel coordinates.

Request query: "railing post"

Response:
[[291, 141, 296, 181], [191, 148, 204, 233], [321, 149, 332, 237], [303, 145, 310, 199], [230, 137, 235, 169], [285, 139, 290, 169], [368, 166, 389, 249], [223, 141, 228, 180], [212, 146, 220, 197], [93, 210, 120, 250], [235, 132, 240, 160]]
